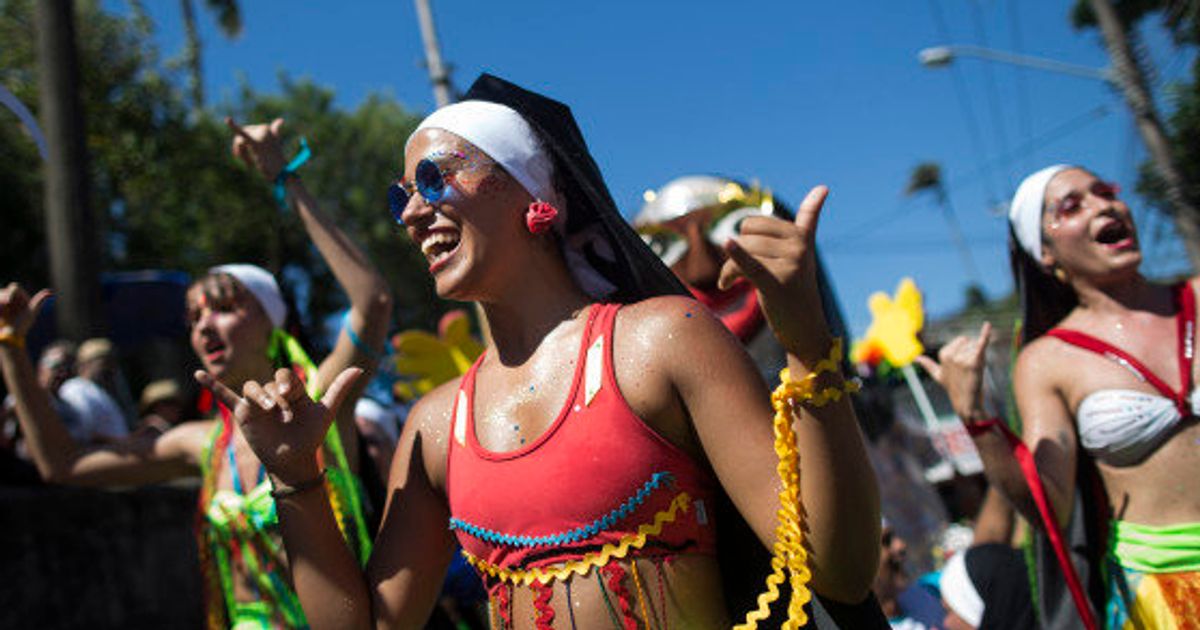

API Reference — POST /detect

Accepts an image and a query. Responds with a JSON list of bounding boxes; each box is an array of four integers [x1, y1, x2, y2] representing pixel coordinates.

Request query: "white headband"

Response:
[[939, 550, 984, 627], [411, 100, 560, 209], [1009, 164, 1074, 263], [408, 101, 617, 298], [210, 264, 286, 328]]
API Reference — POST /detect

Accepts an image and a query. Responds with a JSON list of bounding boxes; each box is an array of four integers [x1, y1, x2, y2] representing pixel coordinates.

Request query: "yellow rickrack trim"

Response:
[[777, 338, 861, 408], [779, 371, 862, 407], [735, 371, 817, 629], [809, 337, 845, 376], [462, 491, 691, 587]]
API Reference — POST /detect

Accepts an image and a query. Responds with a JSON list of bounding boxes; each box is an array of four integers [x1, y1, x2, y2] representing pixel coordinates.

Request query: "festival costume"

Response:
[[1041, 282, 1200, 629], [447, 303, 718, 628], [197, 329, 372, 629]]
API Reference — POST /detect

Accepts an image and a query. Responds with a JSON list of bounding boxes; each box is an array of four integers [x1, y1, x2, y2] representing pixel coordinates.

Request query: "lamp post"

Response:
[[918, 45, 1113, 83], [919, 40, 1200, 269]]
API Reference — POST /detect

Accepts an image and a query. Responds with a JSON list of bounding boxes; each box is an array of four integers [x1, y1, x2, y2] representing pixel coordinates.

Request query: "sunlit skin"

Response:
[[920, 166, 1200, 537], [186, 284, 275, 389], [1040, 168, 1142, 287]]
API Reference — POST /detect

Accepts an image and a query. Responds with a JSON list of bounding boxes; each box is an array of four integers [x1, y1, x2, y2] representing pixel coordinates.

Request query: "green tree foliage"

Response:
[[1071, 1, 1200, 236], [0, 0, 445, 339]]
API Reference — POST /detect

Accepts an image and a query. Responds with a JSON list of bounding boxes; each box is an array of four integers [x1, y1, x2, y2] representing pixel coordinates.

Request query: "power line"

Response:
[[928, 0, 1003, 206], [1006, 0, 1036, 173], [969, 0, 1016, 193], [946, 104, 1112, 190]]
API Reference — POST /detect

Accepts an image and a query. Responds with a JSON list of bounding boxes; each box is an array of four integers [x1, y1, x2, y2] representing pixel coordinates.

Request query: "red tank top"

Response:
[[446, 303, 717, 584]]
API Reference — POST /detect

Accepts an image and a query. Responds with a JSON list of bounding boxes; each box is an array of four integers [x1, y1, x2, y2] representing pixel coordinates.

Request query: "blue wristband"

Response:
[[343, 312, 387, 359], [273, 137, 311, 210]]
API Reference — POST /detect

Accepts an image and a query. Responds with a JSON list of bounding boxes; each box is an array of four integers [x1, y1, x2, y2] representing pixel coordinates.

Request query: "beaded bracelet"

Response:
[[269, 468, 326, 500]]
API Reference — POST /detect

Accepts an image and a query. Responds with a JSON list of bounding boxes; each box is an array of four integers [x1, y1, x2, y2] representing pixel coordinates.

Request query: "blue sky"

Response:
[[114, 0, 1195, 335]]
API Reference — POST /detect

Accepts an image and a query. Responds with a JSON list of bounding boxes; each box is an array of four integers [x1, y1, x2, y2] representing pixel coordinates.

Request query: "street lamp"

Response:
[[918, 44, 1114, 84]]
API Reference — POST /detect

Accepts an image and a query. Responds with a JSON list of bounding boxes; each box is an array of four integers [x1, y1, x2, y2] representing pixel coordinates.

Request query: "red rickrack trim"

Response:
[[497, 582, 513, 629], [967, 418, 1100, 630], [532, 580, 556, 630], [601, 563, 639, 630]]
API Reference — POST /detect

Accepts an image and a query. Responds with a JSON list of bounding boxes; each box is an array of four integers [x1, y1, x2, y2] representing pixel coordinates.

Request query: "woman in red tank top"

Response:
[[205, 74, 884, 629]]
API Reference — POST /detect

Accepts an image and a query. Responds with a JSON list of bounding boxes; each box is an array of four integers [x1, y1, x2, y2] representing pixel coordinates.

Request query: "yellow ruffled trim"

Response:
[[462, 492, 691, 587], [735, 366, 817, 629], [776, 339, 860, 408]]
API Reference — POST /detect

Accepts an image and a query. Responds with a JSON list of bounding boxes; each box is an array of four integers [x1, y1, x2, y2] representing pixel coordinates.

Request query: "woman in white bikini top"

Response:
[[919, 164, 1200, 628]]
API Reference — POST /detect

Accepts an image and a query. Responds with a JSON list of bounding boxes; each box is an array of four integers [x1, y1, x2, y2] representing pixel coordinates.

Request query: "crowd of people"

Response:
[[0, 72, 1196, 629]]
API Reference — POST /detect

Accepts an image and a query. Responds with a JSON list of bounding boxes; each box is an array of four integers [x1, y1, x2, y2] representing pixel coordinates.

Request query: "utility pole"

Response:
[[413, 0, 454, 107], [36, 0, 104, 340], [1088, 0, 1200, 269]]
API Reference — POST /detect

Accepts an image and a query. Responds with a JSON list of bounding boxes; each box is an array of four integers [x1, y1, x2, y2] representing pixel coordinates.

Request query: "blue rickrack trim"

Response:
[[449, 471, 675, 547]]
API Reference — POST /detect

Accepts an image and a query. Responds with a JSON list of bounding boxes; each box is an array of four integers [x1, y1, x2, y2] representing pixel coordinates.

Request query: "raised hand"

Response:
[[717, 186, 831, 362], [226, 117, 287, 180], [195, 366, 362, 483], [915, 321, 992, 421], [0, 283, 51, 340]]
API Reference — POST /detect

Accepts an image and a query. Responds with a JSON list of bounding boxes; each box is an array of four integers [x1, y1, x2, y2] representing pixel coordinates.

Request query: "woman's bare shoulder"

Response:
[[616, 295, 731, 347]]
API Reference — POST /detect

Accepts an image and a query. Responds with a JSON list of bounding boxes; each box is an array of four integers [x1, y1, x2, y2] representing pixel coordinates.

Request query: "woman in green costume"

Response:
[[0, 118, 392, 628]]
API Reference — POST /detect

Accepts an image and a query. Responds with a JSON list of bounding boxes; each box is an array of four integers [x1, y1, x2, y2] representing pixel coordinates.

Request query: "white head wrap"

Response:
[[408, 100, 617, 298], [939, 550, 984, 627], [1009, 164, 1075, 263], [411, 100, 561, 210], [209, 264, 286, 328]]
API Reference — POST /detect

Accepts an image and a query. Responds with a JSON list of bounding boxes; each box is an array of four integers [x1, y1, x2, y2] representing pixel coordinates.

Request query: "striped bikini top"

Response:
[[445, 303, 718, 585]]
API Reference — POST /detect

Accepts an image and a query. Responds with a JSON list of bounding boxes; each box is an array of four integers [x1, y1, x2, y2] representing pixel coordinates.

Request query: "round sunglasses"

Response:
[[388, 158, 455, 225]]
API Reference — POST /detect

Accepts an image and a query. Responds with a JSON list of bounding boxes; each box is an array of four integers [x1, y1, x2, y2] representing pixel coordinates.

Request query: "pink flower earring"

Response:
[[525, 201, 559, 235]]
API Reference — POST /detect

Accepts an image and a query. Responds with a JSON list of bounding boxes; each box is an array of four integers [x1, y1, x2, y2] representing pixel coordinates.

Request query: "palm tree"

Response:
[[905, 162, 983, 288], [179, 0, 242, 109]]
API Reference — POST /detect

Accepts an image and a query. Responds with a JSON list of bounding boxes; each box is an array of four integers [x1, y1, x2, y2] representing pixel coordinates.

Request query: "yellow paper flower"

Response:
[[392, 310, 484, 401], [853, 278, 924, 368]]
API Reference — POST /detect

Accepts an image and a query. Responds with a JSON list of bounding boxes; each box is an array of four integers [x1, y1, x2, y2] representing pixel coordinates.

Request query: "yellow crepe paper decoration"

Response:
[[851, 278, 925, 368], [392, 310, 484, 402]]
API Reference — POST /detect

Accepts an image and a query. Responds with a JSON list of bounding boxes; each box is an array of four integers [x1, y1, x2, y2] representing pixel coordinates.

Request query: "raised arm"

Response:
[[226, 118, 393, 464], [917, 327, 1078, 528], [0, 283, 203, 485], [690, 185, 879, 603], [198, 366, 457, 629]]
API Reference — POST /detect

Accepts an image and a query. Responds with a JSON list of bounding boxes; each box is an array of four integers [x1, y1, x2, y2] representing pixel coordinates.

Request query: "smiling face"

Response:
[[186, 274, 274, 387], [1040, 168, 1142, 284], [399, 129, 536, 302]]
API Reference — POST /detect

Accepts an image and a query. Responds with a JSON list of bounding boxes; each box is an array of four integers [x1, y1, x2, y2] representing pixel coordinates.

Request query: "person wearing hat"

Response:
[[56, 337, 131, 443], [137, 379, 185, 434], [938, 543, 1034, 630], [917, 165, 1200, 628], [0, 116, 392, 628], [206, 74, 883, 629]]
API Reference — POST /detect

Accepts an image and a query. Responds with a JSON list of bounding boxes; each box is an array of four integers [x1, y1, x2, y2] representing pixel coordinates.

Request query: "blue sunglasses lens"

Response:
[[415, 159, 446, 203], [388, 183, 409, 225]]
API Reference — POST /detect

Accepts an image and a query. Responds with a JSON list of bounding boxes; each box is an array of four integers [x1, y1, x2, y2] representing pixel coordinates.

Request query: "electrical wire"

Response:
[[969, 0, 1016, 193], [927, 0, 1003, 206]]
